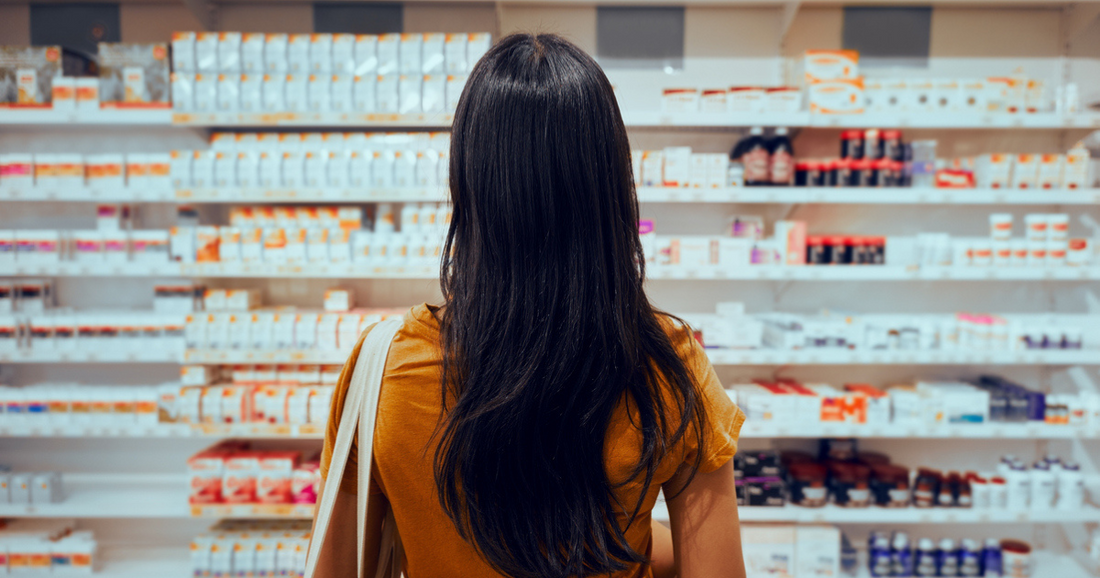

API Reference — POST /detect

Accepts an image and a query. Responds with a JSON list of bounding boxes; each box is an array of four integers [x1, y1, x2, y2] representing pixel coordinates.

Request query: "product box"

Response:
[[795, 525, 841, 578], [764, 87, 802, 113], [98, 43, 170, 107], [640, 151, 663, 187], [742, 524, 795, 578], [1064, 144, 1090, 189], [774, 220, 807, 266], [808, 79, 864, 115], [661, 89, 698, 113], [0, 46, 62, 106], [1038, 154, 1064, 189], [728, 87, 765, 113], [662, 147, 692, 188], [1012, 154, 1039, 189], [803, 50, 859, 82], [223, 452, 261, 503], [188, 448, 230, 503], [257, 452, 300, 504]]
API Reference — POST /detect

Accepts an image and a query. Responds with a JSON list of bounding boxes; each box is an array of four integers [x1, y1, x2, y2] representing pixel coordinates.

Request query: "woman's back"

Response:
[[320, 304, 745, 578], [315, 32, 746, 578]]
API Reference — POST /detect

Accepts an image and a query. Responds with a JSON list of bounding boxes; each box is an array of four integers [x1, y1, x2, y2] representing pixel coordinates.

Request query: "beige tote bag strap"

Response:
[[302, 316, 404, 578], [352, 317, 405, 578]]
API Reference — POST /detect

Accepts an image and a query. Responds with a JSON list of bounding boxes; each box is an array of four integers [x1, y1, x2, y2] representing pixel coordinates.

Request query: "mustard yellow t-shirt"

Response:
[[321, 303, 745, 578]]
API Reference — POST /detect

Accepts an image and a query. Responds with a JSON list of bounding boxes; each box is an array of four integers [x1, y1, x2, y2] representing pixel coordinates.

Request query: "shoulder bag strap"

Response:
[[353, 317, 406, 578], [302, 315, 404, 578]]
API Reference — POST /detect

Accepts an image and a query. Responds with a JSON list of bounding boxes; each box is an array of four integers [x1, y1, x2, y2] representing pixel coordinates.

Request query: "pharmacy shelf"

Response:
[[0, 108, 173, 126], [637, 187, 1100, 205], [171, 111, 454, 128], [4, 421, 1098, 440], [0, 349, 182, 363], [738, 421, 1100, 439], [646, 266, 1100, 281], [0, 474, 315, 519], [650, 500, 1100, 525], [706, 348, 1100, 365], [6, 186, 1096, 206], [621, 111, 1100, 129], [0, 262, 439, 278], [180, 347, 1100, 367], [6, 262, 1100, 280], [0, 423, 326, 439]]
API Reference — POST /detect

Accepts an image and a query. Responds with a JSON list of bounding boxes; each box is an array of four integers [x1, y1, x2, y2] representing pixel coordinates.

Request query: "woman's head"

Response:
[[436, 33, 705, 578]]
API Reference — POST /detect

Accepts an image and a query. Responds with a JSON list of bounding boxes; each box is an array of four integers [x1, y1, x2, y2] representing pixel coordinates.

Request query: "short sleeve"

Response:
[[674, 327, 746, 474], [319, 325, 373, 495]]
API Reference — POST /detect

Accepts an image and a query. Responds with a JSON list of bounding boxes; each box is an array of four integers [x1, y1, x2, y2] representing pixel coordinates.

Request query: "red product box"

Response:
[[257, 451, 302, 504]]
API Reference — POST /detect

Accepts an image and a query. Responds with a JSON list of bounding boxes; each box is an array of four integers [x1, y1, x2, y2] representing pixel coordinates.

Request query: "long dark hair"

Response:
[[435, 33, 707, 578]]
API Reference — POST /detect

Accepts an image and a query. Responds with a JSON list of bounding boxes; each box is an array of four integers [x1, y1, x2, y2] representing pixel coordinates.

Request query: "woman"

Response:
[[318, 33, 746, 578]]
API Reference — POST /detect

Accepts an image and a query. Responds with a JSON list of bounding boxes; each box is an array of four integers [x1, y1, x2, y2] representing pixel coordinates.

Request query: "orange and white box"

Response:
[[263, 228, 287, 263], [1012, 154, 1039, 189], [86, 154, 125, 190], [221, 385, 253, 423], [1038, 154, 1064, 189], [308, 387, 334, 424], [218, 227, 242, 262], [286, 227, 308, 263], [977, 154, 1012, 189], [728, 87, 765, 113], [35, 153, 85, 188], [808, 79, 864, 115], [844, 383, 889, 425], [196, 226, 221, 262], [52, 77, 75, 110], [1064, 145, 1090, 189], [764, 87, 802, 113], [699, 89, 727, 113], [661, 88, 698, 113], [803, 50, 859, 82], [253, 385, 290, 424], [224, 452, 261, 503], [257, 451, 301, 504], [188, 449, 230, 503]]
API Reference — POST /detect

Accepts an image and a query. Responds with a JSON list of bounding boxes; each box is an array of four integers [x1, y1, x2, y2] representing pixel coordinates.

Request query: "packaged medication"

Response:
[[172, 31, 197, 72], [377, 34, 399, 75], [264, 34, 288, 73], [309, 34, 333, 73], [444, 34, 468, 74], [287, 34, 311, 73], [354, 34, 378, 76]]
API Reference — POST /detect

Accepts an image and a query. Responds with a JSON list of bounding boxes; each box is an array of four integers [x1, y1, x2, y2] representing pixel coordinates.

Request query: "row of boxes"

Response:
[[0, 470, 62, 505], [970, 149, 1091, 190], [0, 153, 171, 191], [188, 442, 319, 505], [0, 230, 171, 264], [0, 312, 186, 353], [172, 72, 466, 114], [171, 32, 490, 76], [184, 309, 403, 352], [0, 521, 96, 574], [173, 384, 334, 428], [173, 148, 448, 189], [191, 521, 311, 578], [660, 87, 803, 114], [632, 148, 731, 188], [171, 226, 446, 266]]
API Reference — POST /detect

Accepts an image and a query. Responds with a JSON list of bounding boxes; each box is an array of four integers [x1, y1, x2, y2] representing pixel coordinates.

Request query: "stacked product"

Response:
[[0, 384, 162, 427], [867, 530, 1026, 577], [660, 86, 803, 114], [170, 32, 490, 114], [739, 524, 841, 578], [730, 127, 797, 187], [0, 153, 172, 194], [682, 303, 1090, 353], [170, 364, 337, 427], [805, 49, 1079, 117], [188, 441, 319, 506], [731, 376, 1100, 429], [911, 212, 1089, 269], [0, 468, 63, 504], [794, 129, 908, 187], [0, 204, 172, 265], [0, 280, 188, 356], [0, 520, 96, 573], [172, 131, 451, 190], [172, 203, 450, 267], [185, 286, 404, 353], [641, 218, 816, 269], [632, 147, 731, 189], [190, 520, 312, 578]]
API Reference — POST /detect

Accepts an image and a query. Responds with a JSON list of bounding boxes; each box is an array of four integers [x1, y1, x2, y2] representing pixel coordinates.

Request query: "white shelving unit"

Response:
[[2, 186, 1095, 205], [4, 262, 1100, 280], [2, 3, 1099, 573]]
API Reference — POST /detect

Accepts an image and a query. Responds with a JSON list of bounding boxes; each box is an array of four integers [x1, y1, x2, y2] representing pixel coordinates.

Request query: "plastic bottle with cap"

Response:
[[914, 538, 937, 577], [891, 532, 913, 577], [936, 538, 959, 577], [767, 128, 794, 186], [981, 538, 1003, 576], [737, 127, 770, 187], [958, 539, 981, 577], [1030, 460, 1055, 509], [1057, 462, 1084, 510]]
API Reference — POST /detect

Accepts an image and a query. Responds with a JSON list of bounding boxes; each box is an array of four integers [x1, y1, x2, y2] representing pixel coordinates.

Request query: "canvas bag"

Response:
[[304, 317, 405, 578]]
